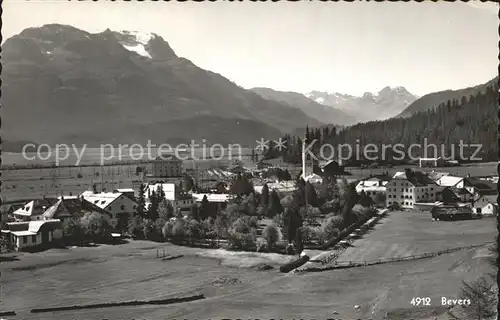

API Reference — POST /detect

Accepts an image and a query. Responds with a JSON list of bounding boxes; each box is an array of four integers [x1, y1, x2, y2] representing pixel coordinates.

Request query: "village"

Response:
[[1, 147, 497, 254]]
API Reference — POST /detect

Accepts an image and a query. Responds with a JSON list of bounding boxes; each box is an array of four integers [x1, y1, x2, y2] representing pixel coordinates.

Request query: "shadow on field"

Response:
[[30, 294, 206, 313], [10, 257, 106, 272], [0, 255, 20, 262]]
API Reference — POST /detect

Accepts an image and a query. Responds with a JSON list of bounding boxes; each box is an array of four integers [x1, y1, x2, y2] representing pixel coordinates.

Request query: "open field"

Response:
[[336, 210, 495, 263], [1, 160, 261, 202], [345, 161, 497, 181], [2, 219, 495, 320]]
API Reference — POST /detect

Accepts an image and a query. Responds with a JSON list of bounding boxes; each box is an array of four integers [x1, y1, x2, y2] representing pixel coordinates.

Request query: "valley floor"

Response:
[[1, 211, 495, 320]]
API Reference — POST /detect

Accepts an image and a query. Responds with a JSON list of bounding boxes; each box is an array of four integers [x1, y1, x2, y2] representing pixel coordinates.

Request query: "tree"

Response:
[[214, 214, 229, 246], [457, 276, 496, 320], [162, 220, 174, 240], [374, 193, 386, 206], [136, 184, 146, 217], [63, 217, 85, 244], [158, 199, 174, 221], [268, 190, 283, 217], [358, 190, 373, 207], [147, 190, 159, 220], [261, 184, 270, 208], [305, 181, 318, 207], [286, 205, 302, 243], [171, 218, 186, 244], [80, 212, 112, 242], [230, 174, 254, 197], [183, 175, 195, 193], [199, 195, 211, 220], [320, 217, 342, 242], [129, 215, 145, 239], [262, 224, 279, 252], [294, 227, 303, 256], [341, 182, 359, 226], [185, 219, 203, 245]]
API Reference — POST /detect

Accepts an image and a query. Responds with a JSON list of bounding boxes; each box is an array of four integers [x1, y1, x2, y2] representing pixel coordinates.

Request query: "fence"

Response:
[[299, 242, 491, 272]]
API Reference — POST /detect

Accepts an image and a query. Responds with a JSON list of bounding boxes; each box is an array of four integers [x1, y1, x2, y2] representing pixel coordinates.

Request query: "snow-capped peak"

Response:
[[120, 30, 156, 45], [117, 30, 157, 59]]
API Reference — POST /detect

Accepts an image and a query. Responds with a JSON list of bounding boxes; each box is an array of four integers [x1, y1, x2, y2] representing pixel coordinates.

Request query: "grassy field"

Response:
[[336, 210, 495, 263], [345, 161, 497, 180], [2, 209, 496, 320], [1, 164, 143, 202]]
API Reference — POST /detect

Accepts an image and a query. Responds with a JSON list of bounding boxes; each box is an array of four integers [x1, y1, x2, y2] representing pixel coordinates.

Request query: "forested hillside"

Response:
[[266, 80, 498, 163]]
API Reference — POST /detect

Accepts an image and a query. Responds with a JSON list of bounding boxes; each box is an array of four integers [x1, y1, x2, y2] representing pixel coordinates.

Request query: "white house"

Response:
[[1, 219, 63, 251], [472, 195, 497, 214], [81, 190, 138, 220], [146, 183, 195, 215], [386, 170, 439, 209], [191, 193, 234, 216], [113, 188, 135, 199], [254, 181, 296, 194], [356, 178, 389, 201], [481, 202, 498, 216], [437, 176, 465, 188]]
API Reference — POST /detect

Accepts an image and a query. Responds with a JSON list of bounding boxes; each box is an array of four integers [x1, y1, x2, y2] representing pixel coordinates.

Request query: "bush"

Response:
[[262, 224, 279, 251], [129, 216, 145, 240], [162, 220, 174, 240], [171, 219, 186, 243], [320, 217, 341, 242], [249, 216, 259, 229], [228, 232, 256, 250], [80, 212, 112, 242], [185, 219, 204, 244]]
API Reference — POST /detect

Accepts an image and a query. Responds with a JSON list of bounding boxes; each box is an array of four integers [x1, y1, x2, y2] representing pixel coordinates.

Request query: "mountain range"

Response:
[[305, 87, 418, 122], [1, 24, 495, 151], [2, 24, 324, 147], [250, 87, 358, 125]]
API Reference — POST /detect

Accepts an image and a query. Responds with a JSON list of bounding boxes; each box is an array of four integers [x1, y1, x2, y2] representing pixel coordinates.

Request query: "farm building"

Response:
[[431, 205, 473, 221], [419, 157, 446, 168], [1, 219, 63, 251]]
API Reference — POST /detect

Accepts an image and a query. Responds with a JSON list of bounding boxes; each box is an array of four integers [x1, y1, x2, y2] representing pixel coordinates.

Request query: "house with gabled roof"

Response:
[[12, 198, 57, 222], [1, 219, 63, 251], [42, 195, 113, 225], [80, 190, 138, 220]]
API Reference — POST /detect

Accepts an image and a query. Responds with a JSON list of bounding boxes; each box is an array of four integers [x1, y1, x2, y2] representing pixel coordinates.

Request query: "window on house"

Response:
[[23, 236, 27, 244], [32, 235, 36, 243]]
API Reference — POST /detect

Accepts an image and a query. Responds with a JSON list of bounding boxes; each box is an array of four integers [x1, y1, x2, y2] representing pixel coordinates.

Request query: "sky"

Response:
[[3, 0, 498, 97]]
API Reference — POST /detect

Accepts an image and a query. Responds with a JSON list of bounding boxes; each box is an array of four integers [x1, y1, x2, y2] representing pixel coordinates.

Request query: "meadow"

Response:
[[1, 209, 495, 320]]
